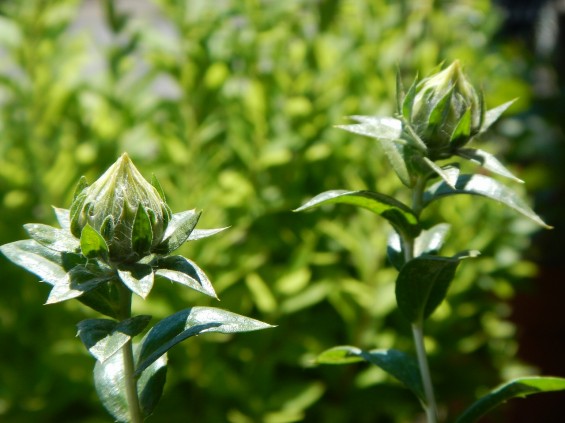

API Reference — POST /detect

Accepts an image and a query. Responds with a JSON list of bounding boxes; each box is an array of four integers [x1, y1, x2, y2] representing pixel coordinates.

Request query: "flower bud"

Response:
[[70, 153, 171, 262], [407, 60, 482, 158]]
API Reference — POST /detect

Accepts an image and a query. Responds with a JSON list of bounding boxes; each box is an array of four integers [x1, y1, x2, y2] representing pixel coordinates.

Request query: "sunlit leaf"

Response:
[[295, 190, 420, 237], [24, 223, 80, 252], [117, 263, 154, 299], [457, 148, 523, 183], [154, 209, 201, 254], [53, 207, 71, 231], [46, 264, 113, 304], [132, 205, 153, 255], [480, 99, 516, 133], [80, 223, 109, 259], [155, 255, 217, 299], [422, 158, 459, 189]]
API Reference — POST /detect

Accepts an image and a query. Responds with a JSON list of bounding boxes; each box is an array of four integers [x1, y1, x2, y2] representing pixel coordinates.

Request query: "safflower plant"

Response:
[[0, 153, 272, 422], [296, 61, 565, 422]]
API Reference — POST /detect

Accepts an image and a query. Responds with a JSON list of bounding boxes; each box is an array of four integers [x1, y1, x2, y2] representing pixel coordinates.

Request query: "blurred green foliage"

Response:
[[0, 0, 545, 422]]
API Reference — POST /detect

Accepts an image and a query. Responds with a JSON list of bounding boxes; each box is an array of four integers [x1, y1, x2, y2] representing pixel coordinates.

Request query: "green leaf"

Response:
[[80, 223, 109, 259], [188, 227, 229, 241], [423, 174, 551, 228], [422, 158, 459, 189], [295, 190, 420, 237], [73, 175, 89, 200], [53, 207, 71, 231], [24, 223, 80, 253], [77, 282, 120, 319], [456, 377, 565, 423], [395, 69, 405, 115], [46, 263, 114, 304], [317, 346, 424, 403], [77, 315, 152, 363], [395, 252, 478, 323], [117, 263, 154, 299], [94, 343, 167, 422], [449, 106, 472, 147], [154, 209, 201, 254], [402, 74, 418, 119], [0, 239, 82, 285], [136, 307, 273, 376], [387, 223, 450, 270], [155, 255, 217, 299], [456, 148, 524, 183], [480, 99, 516, 133], [132, 205, 153, 255], [337, 116, 403, 142], [151, 174, 166, 202]]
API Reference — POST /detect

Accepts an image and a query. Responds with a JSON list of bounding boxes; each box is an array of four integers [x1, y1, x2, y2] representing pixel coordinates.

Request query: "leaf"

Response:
[[154, 209, 202, 254], [80, 223, 109, 259], [94, 343, 167, 422], [136, 307, 273, 376], [450, 106, 472, 147], [422, 158, 459, 189], [0, 239, 81, 285], [53, 207, 71, 230], [151, 174, 166, 202], [317, 346, 424, 403], [73, 175, 89, 200], [337, 116, 403, 141], [24, 223, 80, 252], [380, 139, 413, 186], [402, 74, 418, 120], [456, 377, 565, 423], [423, 174, 551, 228], [117, 263, 154, 299], [46, 263, 113, 304], [387, 223, 450, 270], [77, 282, 120, 319], [155, 255, 217, 299], [395, 252, 478, 323], [457, 148, 524, 183], [77, 315, 152, 363], [188, 227, 229, 241], [295, 190, 420, 237], [480, 99, 516, 133], [132, 205, 153, 255]]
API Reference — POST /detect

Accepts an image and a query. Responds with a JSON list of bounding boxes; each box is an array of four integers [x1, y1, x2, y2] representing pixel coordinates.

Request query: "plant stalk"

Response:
[[404, 174, 438, 423], [117, 282, 143, 423]]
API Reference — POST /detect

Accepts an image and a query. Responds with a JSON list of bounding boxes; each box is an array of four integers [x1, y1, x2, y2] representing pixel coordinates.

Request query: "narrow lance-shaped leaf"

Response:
[[395, 252, 478, 323], [295, 190, 420, 237], [188, 227, 229, 241], [480, 99, 516, 133], [77, 315, 152, 363], [317, 346, 425, 404], [24, 223, 80, 253], [136, 307, 273, 376], [53, 207, 71, 231], [117, 263, 154, 299], [132, 205, 153, 255], [94, 344, 167, 422], [456, 377, 565, 423], [456, 148, 523, 183], [422, 158, 459, 189], [46, 264, 113, 304], [155, 255, 217, 299], [154, 209, 201, 254], [423, 174, 551, 228], [80, 223, 109, 259]]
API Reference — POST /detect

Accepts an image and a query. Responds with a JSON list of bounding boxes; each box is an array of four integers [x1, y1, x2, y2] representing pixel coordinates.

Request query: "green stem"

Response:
[[403, 174, 438, 423], [117, 283, 143, 423]]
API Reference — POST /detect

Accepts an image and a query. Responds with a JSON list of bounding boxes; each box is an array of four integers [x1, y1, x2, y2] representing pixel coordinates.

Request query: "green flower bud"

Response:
[[406, 60, 483, 158], [70, 153, 171, 263]]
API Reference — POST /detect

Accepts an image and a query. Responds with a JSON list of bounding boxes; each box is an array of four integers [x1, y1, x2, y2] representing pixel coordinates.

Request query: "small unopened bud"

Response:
[[70, 153, 171, 262], [407, 60, 482, 158]]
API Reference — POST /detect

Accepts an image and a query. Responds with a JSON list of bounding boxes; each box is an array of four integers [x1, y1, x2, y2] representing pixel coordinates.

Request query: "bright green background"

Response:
[[0, 1, 560, 422]]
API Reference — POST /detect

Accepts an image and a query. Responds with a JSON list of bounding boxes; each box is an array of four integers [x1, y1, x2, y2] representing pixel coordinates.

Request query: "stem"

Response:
[[117, 283, 143, 423], [403, 174, 439, 422]]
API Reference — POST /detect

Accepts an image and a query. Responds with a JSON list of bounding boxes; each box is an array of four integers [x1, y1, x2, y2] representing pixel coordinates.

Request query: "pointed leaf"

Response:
[[117, 263, 154, 299], [77, 283, 120, 319], [46, 264, 113, 304], [317, 346, 424, 403], [456, 377, 565, 423], [457, 148, 524, 183], [150, 174, 166, 202], [337, 116, 403, 141], [295, 190, 420, 237], [155, 255, 217, 299], [53, 207, 71, 230], [0, 240, 83, 285], [423, 174, 551, 228], [24, 223, 80, 253], [450, 106, 473, 147], [136, 307, 273, 376], [422, 158, 459, 189], [395, 252, 478, 323], [94, 343, 167, 422], [73, 176, 89, 200], [77, 315, 152, 363], [80, 223, 109, 259], [395, 69, 405, 115], [380, 139, 414, 186], [188, 227, 229, 241], [402, 75, 418, 119], [154, 209, 201, 254], [132, 205, 153, 255], [480, 99, 516, 133]]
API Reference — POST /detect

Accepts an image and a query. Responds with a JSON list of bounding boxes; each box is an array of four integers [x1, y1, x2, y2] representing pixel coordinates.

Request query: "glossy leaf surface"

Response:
[[317, 346, 424, 403], [457, 148, 523, 183], [136, 307, 273, 376], [46, 264, 113, 304], [155, 255, 217, 299], [24, 223, 80, 253], [80, 223, 109, 259], [132, 205, 153, 255], [295, 190, 420, 237], [423, 174, 551, 228], [117, 263, 154, 299], [154, 209, 201, 254]]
